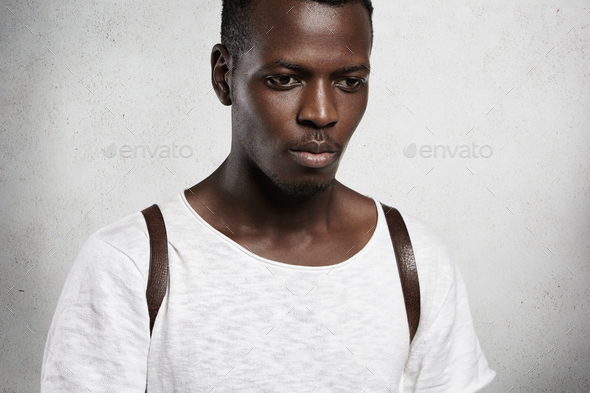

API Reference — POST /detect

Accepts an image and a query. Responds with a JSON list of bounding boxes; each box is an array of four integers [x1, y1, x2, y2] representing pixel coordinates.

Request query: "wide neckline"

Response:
[[179, 191, 383, 271]]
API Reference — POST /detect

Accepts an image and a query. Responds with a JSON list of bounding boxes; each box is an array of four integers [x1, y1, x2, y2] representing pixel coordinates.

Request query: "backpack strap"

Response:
[[381, 203, 421, 343], [141, 201, 420, 344], [141, 204, 169, 336]]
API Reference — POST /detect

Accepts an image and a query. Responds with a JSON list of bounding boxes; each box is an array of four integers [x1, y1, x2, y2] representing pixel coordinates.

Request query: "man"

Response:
[[42, 0, 496, 391]]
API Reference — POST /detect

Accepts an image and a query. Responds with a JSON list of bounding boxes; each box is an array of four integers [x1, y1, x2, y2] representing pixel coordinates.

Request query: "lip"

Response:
[[291, 141, 337, 153], [289, 150, 337, 168]]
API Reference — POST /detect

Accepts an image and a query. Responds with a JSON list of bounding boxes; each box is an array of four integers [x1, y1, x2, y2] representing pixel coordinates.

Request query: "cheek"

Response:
[[238, 83, 297, 135], [355, 92, 370, 129], [249, 85, 298, 125], [232, 84, 296, 157], [349, 89, 369, 118], [335, 90, 368, 134]]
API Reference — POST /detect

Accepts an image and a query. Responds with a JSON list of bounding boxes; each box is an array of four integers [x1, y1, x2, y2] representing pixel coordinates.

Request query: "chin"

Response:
[[270, 175, 335, 198]]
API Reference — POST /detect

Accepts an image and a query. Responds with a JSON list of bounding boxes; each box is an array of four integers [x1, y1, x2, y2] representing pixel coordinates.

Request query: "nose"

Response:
[[297, 79, 339, 129]]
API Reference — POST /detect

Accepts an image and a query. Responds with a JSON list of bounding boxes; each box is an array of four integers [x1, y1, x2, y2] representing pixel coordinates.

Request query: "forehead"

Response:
[[243, 0, 372, 72]]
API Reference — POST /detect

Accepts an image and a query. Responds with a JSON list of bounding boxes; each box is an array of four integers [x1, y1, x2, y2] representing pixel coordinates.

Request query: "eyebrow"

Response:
[[261, 60, 305, 71], [260, 60, 370, 75]]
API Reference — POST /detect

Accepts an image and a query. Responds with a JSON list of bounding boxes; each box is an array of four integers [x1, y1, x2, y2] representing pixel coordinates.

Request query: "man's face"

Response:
[[229, 0, 372, 198]]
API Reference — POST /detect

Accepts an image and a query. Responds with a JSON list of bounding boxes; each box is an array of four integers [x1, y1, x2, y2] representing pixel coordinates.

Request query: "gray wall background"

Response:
[[1, 0, 589, 391]]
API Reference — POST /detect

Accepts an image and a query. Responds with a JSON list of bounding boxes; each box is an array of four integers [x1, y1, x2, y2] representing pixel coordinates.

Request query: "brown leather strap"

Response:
[[141, 202, 418, 357], [141, 204, 169, 336], [381, 203, 421, 343]]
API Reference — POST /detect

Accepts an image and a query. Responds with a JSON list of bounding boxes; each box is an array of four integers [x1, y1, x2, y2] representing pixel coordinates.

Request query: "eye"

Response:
[[267, 75, 300, 88], [335, 78, 364, 91]]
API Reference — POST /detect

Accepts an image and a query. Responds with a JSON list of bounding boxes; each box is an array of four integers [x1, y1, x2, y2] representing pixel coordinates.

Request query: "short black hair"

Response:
[[221, 0, 374, 63]]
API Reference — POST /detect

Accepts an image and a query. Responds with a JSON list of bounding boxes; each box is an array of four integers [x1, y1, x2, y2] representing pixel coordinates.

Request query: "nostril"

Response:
[[296, 104, 339, 129], [297, 118, 338, 130]]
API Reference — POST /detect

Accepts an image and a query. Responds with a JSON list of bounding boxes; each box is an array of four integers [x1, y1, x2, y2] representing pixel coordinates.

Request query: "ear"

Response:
[[211, 44, 233, 106]]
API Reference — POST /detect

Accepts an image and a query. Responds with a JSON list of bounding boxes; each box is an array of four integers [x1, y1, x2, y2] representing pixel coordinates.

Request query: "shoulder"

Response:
[[378, 204, 454, 279], [73, 210, 150, 285], [397, 210, 454, 282], [391, 209, 496, 390], [93, 209, 149, 251], [78, 192, 183, 282], [381, 207, 461, 330], [395, 209, 453, 269]]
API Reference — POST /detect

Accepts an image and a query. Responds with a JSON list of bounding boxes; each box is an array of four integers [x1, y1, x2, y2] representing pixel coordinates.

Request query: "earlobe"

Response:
[[211, 44, 233, 106]]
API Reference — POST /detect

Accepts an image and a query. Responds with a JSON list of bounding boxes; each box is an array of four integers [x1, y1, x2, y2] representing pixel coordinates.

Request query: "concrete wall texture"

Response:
[[1, 0, 589, 391]]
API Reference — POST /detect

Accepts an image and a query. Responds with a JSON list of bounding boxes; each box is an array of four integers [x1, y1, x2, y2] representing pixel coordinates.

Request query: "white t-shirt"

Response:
[[41, 192, 495, 392]]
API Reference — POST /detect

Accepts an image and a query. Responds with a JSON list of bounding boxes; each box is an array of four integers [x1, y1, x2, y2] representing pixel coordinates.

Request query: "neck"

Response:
[[200, 153, 341, 235]]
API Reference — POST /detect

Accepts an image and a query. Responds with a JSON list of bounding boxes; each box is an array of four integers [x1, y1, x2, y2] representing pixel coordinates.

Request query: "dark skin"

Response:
[[185, 0, 376, 267]]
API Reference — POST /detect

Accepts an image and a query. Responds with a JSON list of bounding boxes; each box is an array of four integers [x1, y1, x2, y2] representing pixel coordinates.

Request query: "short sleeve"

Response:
[[400, 213, 496, 392], [41, 228, 151, 392]]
